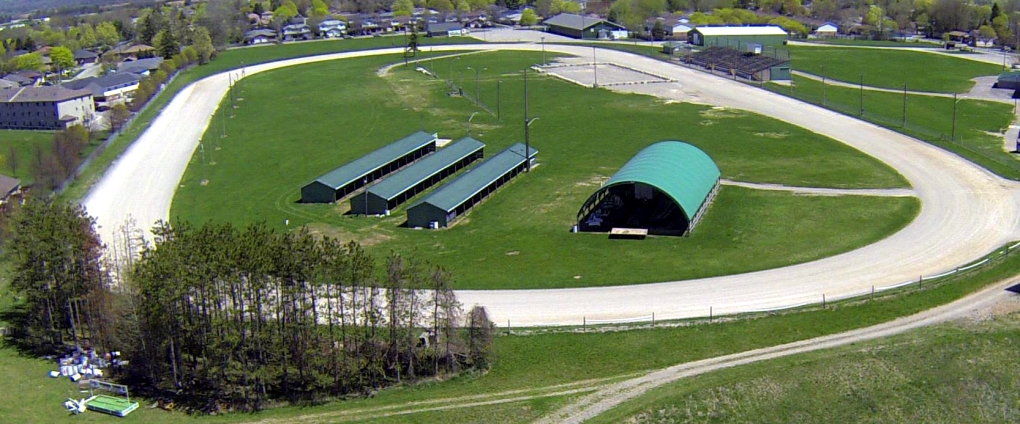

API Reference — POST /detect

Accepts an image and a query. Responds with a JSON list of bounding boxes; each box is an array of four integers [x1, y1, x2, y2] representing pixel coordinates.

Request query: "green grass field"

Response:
[[770, 75, 1020, 179], [789, 45, 1004, 92], [169, 51, 914, 289], [593, 312, 1020, 423], [0, 130, 53, 185]]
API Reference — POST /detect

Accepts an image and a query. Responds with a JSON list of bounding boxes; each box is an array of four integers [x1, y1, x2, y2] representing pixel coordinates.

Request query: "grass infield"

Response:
[[170, 51, 915, 289]]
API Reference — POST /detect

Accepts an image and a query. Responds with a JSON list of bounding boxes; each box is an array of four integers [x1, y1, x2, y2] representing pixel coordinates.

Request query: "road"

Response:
[[81, 43, 1020, 327]]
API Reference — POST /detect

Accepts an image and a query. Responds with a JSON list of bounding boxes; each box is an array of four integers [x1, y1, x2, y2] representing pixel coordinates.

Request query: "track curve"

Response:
[[81, 44, 1020, 326]]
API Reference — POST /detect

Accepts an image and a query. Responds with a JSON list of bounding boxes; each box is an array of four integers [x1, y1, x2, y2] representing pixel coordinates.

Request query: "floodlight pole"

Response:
[[467, 66, 484, 102], [523, 68, 532, 172], [467, 111, 478, 136], [497, 80, 502, 120], [592, 45, 598, 88], [821, 64, 826, 107], [859, 73, 864, 116], [902, 83, 907, 127], [541, 36, 546, 65], [951, 93, 958, 141]]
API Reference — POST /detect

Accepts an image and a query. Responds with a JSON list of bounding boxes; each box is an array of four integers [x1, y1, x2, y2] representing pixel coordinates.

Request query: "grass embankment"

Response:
[[770, 75, 1019, 179], [595, 308, 1020, 423], [5, 240, 1017, 423], [58, 36, 478, 202], [788, 45, 1004, 92], [171, 51, 914, 289]]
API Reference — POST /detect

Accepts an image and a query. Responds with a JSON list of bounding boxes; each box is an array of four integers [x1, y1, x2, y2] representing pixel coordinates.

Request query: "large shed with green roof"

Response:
[[300, 131, 438, 203], [995, 71, 1020, 90], [407, 143, 537, 228], [577, 141, 720, 236], [350, 137, 485, 215]]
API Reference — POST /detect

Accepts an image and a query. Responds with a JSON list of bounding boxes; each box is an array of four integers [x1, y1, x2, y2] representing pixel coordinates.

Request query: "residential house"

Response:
[[245, 29, 278, 45], [109, 43, 157, 60], [117, 57, 164, 76], [73, 49, 98, 65], [283, 22, 313, 41], [0, 85, 95, 130], [2, 74, 35, 87], [61, 72, 142, 109], [645, 14, 690, 38], [544, 13, 627, 39], [813, 22, 838, 38], [426, 22, 465, 37], [0, 174, 21, 206], [319, 19, 347, 38]]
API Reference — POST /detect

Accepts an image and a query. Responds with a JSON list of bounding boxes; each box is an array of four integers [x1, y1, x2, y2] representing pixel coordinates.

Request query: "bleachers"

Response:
[[687, 47, 789, 80]]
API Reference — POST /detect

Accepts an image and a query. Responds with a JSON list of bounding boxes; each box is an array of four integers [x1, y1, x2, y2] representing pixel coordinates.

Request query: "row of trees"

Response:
[[128, 40, 210, 112], [6, 201, 493, 412]]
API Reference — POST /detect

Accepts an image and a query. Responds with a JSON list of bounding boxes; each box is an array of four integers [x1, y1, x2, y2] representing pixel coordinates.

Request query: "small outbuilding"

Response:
[[813, 23, 838, 38], [576, 141, 720, 236], [544, 13, 627, 40], [426, 22, 465, 37]]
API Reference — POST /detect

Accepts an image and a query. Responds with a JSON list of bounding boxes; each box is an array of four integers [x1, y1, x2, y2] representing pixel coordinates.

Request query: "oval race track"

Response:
[[82, 44, 1020, 326]]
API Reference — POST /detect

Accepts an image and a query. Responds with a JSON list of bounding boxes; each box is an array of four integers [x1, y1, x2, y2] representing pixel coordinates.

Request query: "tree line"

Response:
[[5, 200, 493, 413]]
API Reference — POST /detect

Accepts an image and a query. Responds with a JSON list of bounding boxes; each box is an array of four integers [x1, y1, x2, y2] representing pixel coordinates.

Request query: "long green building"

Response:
[[688, 25, 789, 48]]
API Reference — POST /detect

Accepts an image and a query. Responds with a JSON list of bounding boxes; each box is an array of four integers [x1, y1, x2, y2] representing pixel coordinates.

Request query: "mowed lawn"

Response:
[[789, 45, 1004, 92], [775, 75, 1018, 178], [171, 51, 916, 289], [0, 130, 54, 185]]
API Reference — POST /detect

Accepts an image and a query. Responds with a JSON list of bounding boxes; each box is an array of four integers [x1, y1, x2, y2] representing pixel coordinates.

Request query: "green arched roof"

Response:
[[602, 141, 720, 219]]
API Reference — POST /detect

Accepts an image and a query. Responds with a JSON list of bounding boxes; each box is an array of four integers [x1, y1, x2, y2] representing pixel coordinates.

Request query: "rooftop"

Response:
[[368, 137, 485, 201], [314, 131, 438, 190], [693, 25, 789, 36], [0, 86, 92, 103], [414, 143, 536, 213]]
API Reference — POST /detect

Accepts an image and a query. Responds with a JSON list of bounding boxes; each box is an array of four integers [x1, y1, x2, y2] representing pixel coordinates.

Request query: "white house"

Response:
[[813, 22, 838, 38], [319, 19, 347, 38]]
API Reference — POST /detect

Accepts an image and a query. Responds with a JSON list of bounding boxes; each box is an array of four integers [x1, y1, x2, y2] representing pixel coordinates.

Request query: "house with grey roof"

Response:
[[117, 57, 164, 76], [319, 19, 347, 38], [62, 72, 142, 109], [244, 29, 278, 45], [544, 13, 627, 39], [0, 86, 95, 130], [283, 22, 312, 41], [426, 22, 465, 37], [73, 49, 99, 65]]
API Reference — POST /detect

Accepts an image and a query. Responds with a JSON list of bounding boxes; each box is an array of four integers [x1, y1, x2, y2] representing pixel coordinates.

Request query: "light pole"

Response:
[[859, 73, 864, 116], [951, 92, 959, 141], [541, 36, 546, 65], [523, 68, 537, 172], [902, 83, 907, 127], [467, 66, 485, 101], [592, 45, 598, 88], [821, 64, 826, 107], [496, 80, 502, 120], [467, 112, 479, 136]]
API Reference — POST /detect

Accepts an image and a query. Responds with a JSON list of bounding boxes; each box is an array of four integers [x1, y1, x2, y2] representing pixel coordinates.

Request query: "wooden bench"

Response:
[[609, 227, 648, 239]]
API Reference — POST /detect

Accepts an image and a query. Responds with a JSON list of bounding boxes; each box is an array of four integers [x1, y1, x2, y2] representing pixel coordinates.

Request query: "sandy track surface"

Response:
[[536, 276, 1020, 424], [82, 43, 1020, 327], [720, 180, 916, 197]]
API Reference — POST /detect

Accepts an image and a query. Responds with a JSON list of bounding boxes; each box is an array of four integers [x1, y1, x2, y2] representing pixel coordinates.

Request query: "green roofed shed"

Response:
[[351, 137, 485, 214], [577, 141, 720, 236], [996, 71, 1020, 90], [301, 131, 438, 203], [407, 143, 537, 228]]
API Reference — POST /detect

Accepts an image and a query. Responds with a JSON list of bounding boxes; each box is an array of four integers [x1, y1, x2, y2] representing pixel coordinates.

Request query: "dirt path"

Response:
[[82, 44, 1020, 328], [720, 180, 916, 197], [535, 277, 1020, 424]]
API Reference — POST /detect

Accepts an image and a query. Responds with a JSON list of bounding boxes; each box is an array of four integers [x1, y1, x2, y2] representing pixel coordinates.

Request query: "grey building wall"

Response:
[[0, 94, 93, 130]]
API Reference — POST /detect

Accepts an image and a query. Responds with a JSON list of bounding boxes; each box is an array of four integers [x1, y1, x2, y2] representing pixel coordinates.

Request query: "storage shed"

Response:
[[544, 13, 627, 39], [689, 25, 788, 48], [407, 143, 537, 228], [576, 141, 720, 236], [350, 137, 485, 214], [300, 131, 438, 203]]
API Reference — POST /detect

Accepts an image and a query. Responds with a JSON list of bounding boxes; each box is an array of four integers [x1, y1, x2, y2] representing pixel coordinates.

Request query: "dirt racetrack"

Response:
[[82, 44, 1020, 326]]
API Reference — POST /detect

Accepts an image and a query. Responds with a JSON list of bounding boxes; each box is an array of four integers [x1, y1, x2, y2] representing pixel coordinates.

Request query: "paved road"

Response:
[[81, 43, 1020, 326]]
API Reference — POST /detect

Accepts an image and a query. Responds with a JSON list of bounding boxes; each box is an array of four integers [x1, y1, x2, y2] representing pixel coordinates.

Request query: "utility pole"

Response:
[[859, 73, 864, 116], [592, 45, 598, 88], [497, 80, 502, 120], [951, 92, 958, 141], [821, 64, 826, 107], [524, 69, 538, 172], [902, 83, 907, 127]]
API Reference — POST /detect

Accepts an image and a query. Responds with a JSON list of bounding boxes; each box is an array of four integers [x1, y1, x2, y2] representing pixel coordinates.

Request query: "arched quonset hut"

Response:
[[577, 141, 720, 236]]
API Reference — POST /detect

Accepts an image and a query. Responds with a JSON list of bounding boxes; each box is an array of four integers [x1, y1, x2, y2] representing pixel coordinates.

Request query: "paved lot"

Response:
[[82, 44, 1020, 326]]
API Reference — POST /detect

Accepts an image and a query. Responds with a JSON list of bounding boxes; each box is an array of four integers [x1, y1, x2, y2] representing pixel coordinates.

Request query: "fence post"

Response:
[[871, 285, 875, 300], [582, 316, 586, 332], [709, 306, 713, 322], [822, 293, 826, 308], [507, 319, 510, 335], [652, 312, 655, 327], [919, 275, 923, 289]]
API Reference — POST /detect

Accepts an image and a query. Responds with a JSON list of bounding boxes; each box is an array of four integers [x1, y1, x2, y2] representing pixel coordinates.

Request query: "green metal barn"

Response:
[[688, 26, 789, 48], [576, 141, 720, 236]]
